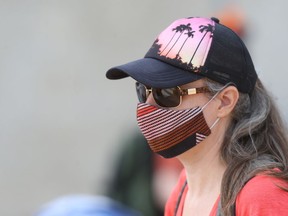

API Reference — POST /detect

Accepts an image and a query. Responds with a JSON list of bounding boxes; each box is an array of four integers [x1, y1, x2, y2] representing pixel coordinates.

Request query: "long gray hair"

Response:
[[205, 78, 288, 215]]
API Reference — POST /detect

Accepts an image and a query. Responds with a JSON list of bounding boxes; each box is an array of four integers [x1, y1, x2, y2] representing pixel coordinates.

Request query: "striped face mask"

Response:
[[136, 97, 219, 158]]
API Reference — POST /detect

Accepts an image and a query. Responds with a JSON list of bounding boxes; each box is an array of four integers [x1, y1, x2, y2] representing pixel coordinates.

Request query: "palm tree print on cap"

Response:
[[159, 24, 187, 55], [145, 17, 215, 72], [188, 24, 214, 67], [163, 23, 192, 57], [176, 29, 195, 61]]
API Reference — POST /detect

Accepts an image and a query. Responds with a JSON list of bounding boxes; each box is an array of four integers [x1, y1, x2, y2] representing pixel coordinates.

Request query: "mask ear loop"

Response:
[[209, 117, 220, 129], [201, 90, 220, 111], [200, 82, 235, 129], [201, 82, 235, 111]]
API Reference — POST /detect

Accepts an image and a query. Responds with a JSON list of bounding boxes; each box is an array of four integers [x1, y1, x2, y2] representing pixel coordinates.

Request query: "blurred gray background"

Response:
[[0, 0, 287, 215]]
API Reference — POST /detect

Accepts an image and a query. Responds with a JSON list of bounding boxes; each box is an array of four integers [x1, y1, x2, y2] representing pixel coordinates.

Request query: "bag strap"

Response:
[[174, 180, 187, 216]]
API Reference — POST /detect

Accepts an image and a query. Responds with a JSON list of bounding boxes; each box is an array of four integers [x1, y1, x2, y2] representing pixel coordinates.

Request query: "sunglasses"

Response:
[[136, 82, 211, 107]]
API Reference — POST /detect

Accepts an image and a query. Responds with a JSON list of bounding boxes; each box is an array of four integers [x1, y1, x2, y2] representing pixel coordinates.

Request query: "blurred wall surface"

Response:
[[0, 0, 288, 215]]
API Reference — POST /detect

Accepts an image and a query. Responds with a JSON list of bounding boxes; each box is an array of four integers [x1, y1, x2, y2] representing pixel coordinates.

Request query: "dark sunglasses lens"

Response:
[[153, 87, 180, 107], [136, 82, 147, 103]]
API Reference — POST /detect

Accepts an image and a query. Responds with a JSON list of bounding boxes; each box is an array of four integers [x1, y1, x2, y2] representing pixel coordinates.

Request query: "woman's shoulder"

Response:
[[236, 173, 288, 215]]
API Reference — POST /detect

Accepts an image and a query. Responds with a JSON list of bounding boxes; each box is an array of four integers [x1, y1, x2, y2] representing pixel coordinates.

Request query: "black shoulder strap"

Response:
[[174, 180, 187, 216]]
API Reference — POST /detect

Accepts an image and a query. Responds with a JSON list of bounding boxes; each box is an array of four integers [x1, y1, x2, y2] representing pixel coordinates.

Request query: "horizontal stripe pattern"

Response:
[[137, 103, 211, 152], [137, 103, 201, 139], [196, 133, 207, 144]]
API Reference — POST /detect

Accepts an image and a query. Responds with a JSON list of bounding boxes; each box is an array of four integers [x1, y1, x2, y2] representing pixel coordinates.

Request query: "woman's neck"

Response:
[[179, 144, 226, 216], [184, 156, 226, 197], [177, 133, 227, 197]]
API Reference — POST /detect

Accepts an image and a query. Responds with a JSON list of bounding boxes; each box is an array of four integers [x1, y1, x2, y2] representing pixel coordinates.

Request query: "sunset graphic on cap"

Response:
[[145, 17, 215, 72]]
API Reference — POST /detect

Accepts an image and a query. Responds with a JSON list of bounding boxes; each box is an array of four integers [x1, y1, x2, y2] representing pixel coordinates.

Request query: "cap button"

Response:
[[211, 17, 220, 23]]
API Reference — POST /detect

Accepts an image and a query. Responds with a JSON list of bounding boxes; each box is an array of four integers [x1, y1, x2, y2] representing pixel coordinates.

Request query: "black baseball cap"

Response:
[[106, 17, 257, 94]]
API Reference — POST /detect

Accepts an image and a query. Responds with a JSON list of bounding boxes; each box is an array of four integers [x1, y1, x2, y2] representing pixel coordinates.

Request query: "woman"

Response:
[[106, 16, 288, 215]]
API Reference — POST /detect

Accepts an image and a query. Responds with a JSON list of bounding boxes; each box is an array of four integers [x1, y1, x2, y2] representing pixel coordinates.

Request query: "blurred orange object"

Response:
[[216, 4, 246, 38]]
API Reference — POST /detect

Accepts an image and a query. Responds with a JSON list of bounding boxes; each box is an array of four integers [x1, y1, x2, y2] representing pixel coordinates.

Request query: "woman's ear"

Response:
[[216, 86, 239, 118]]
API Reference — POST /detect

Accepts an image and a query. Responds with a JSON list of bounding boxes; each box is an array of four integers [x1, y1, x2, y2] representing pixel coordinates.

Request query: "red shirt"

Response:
[[165, 169, 288, 216]]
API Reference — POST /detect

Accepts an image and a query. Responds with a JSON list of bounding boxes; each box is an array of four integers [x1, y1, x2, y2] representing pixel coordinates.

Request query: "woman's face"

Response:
[[143, 79, 237, 160]]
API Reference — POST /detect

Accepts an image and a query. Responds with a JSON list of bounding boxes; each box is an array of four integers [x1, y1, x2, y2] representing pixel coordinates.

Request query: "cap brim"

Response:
[[106, 58, 203, 88]]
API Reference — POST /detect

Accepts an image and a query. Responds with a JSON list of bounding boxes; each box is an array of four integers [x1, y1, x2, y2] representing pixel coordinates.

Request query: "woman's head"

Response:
[[106, 17, 259, 154]]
